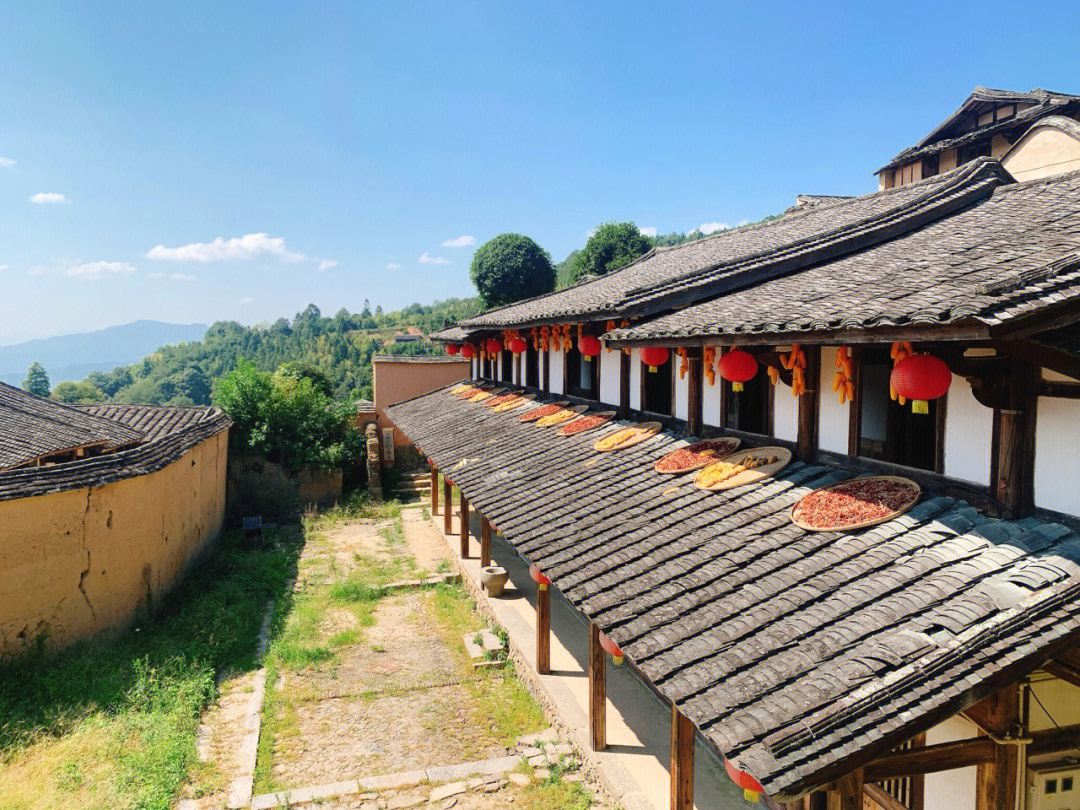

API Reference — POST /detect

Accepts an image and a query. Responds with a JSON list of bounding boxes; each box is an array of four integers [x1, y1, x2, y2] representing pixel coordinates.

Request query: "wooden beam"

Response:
[[975, 685, 1018, 810], [589, 622, 606, 751], [1039, 380, 1080, 398], [610, 322, 991, 350], [459, 494, 470, 558], [865, 737, 997, 781], [847, 346, 861, 457], [910, 732, 926, 810], [542, 348, 550, 395], [670, 706, 695, 810], [536, 579, 550, 674], [1041, 659, 1080, 689], [687, 354, 703, 437], [443, 478, 452, 535], [480, 515, 492, 568], [864, 783, 908, 810], [1055, 646, 1080, 670], [827, 768, 863, 810], [797, 346, 820, 463], [619, 350, 631, 418], [430, 464, 439, 516]]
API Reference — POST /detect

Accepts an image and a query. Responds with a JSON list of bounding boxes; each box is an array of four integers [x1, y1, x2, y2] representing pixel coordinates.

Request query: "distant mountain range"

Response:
[[0, 320, 208, 386]]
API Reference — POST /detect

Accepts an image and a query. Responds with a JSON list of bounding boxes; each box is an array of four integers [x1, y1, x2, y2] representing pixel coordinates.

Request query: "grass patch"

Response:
[[471, 664, 546, 746], [517, 778, 594, 810], [0, 529, 298, 810], [304, 492, 402, 531]]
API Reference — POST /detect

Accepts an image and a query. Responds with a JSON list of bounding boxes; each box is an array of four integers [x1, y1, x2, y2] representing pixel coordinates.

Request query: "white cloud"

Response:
[[639, 226, 657, 237], [441, 235, 476, 248], [585, 228, 597, 239], [386, 262, 401, 270], [0, 264, 8, 271], [419, 252, 450, 265], [0, 157, 14, 167], [147, 271, 164, 278], [145, 232, 308, 263], [239, 296, 254, 305], [695, 222, 730, 235], [64, 261, 136, 279], [318, 259, 338, 271], [30, 192, 69, 205], [170, 272, 196, 281]]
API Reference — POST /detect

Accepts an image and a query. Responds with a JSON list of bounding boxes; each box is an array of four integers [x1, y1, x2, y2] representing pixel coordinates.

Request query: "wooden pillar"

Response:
[[797, 345, 820, 463], [847, 346, 862, 457], [993, 361, 1038, 519], [588, 622, 606, 751], [718, 348, 729, 427], [975, 686, 1019, 810], [443, 478, 452, 535], [480, 515, 492, 568], [910, 732, 926, 810], [687, 350, 703, 437], [619, 350, 631, 418], [542, 349, 550, 395], [536, 580, 550, 674], [459, 494, 470, 558], [826, 768, 863, 810], [430, 464, 439, 516], [670, 706, 695, 810]]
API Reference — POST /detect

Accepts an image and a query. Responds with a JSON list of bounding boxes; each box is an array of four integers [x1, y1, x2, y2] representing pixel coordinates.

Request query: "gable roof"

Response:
[[456, 160, 1008, 334], [608, 167, 1080, 345], [0, 382, 143, 470], [386, 385, 1080, 801], [74, 403, 222, 442]]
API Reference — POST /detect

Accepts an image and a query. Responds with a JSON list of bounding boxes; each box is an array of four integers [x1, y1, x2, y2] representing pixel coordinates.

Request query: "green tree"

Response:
[[567, 222, 652, 286], [273, 361, 333, 397], [50, 380, 106, 403], [470, 233, 555, 309], [555, 249, 581, 289], [22, 362, 51, 397]]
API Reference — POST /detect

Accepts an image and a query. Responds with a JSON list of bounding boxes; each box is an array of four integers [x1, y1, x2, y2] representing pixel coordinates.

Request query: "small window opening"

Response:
[[642, 356, 673, 415], [725, 370, 770, 435], [858, 347, 941, 472], [525, 346, 539, 388], [501, 349, 513, 383]]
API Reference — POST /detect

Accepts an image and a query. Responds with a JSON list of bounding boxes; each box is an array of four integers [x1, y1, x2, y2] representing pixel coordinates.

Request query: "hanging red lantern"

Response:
[[486, 338, 503, 355], [598, 631, 624, 665], [460, 344, 475, 359], [640, 346, 670, 373], [717, 349, 759, 392], [445, 343, 460, 356], [510, 337, 528, 354], [890, 354, 951, 414], [529, 564, 551, 591], [578, 335, 602, 360], [724, 758, 765, 803]]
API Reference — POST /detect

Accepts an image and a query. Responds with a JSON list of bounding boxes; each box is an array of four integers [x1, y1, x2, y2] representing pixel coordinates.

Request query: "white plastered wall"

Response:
[[549, 347, 565, 395], [818, 346, 850, 453], [538, 350, 546, 390], [703, 373, 722, 427], [599, 349, 621, 407], [943, 375, 993, 485], [924, 716, 977, 810], [629, 349, 642, 411], [674, 363, 689, 421], [1036, 394, 1080, 515], [774, 382, 798, 442]]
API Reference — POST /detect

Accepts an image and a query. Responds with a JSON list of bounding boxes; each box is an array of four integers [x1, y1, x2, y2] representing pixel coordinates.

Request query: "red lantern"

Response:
[[486, 338, 503, 355], [529, 564, 551, 591], [598, 631, 624, 665], [460, 344, 475, 359], [445, 343, 460, 356], [890, 354, 951, 414], [510, 337, 528, 354], [724, 758, 765, 803], [640, 346, 670, 373], [579, 335, 602, 361], [717, 349, 758, 392]]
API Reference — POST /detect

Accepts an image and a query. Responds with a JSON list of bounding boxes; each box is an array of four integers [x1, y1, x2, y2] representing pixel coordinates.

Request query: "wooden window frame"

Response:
[[639, 355, 675, 419]]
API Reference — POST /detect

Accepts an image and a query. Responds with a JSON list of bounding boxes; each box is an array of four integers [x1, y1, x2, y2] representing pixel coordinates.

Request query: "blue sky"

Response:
[[3, 1, 1080, 343]]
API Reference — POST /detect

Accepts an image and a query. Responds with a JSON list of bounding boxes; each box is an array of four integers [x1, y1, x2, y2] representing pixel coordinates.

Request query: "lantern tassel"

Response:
[[732, 381, 743, 392], [912, 399, 929, 414], [744, 789, 761, 803], [538, 583, 548, 592], [612, 654, 624, 666], [584, 355, 592, 362], [648, 365, 657, 373]]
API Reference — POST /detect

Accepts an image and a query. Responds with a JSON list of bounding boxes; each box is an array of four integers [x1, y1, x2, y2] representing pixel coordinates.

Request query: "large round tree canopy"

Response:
[[566, 222, 653, 286], [469, 233, 556, 309]]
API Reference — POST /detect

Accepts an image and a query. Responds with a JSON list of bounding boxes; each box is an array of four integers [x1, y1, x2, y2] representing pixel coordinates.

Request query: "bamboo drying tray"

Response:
[[693, 446, 792, 491]]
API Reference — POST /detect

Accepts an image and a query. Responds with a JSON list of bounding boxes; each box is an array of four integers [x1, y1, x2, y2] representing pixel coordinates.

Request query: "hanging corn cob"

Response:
[[676, 347, 689, 380], [780, 344, 807, 396], [833, 346, 856, 404], [889, 341, 914, 406], [703, 346, 717, 386], [605, 321, 617, 352]]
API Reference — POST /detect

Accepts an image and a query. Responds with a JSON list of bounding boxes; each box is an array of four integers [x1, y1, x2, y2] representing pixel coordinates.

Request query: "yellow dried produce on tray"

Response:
[[593, 422, 662, 452], [693, 446, 791, 491], [449, 383, 474, 395], [492, 393, 536, 412], [535, 404, 587, 427]]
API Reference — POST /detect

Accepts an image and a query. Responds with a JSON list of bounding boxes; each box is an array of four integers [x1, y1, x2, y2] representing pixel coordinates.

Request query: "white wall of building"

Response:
[[774, 383, 798, 443], [924, 716, 977, 810], [703, 374, 722, 427], [818, 347, 850, 453], [538, 350, 546, 390], [943, 375, 993, 485], [549, 347, 565, 395], [1036, 394, 1080, 515], [629, 349, 642, 411], [599, 349, 621, 407], [674, 362, 689, 421]]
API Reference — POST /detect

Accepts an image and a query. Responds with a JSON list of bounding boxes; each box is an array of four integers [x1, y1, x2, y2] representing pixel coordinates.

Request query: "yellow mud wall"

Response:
[[0, 430, 228, 656], [1002, 127, 1080, 181]]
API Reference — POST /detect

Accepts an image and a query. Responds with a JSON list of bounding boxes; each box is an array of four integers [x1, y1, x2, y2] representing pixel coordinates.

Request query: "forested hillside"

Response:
[[71, 298, 479, 406]]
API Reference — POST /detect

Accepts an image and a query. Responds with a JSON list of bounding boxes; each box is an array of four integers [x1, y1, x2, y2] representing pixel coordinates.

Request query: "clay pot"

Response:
[[480, 565, 509, 597]]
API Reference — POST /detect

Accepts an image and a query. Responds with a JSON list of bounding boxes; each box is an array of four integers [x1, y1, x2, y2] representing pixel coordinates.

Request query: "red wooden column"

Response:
[[975, 686, 1019, 810], [480, 516, 492, 568], [536, 577, 550, 674], [443, 478, 452, 535], [670, 706, 695, 810], [430, 464, 439, 516], [589, 622, 606, 751], [459, 494, 470, 558]]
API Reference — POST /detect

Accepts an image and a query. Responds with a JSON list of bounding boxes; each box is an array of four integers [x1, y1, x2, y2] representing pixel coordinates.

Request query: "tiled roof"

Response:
[[429, 325, 469, 342], [0, 406, 230, 502], [386, 386, 1080, 801], [0, 382, 143, 470], [75, 403, 220, 441], [609, 167, 1080, 343], [372, 354, 469, 364], [457, 160, 1008, 331], [879, 87, 1080, 172]]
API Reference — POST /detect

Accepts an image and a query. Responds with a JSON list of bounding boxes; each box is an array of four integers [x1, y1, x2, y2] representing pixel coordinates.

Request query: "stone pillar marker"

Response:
[[365, 424, 382, 502]]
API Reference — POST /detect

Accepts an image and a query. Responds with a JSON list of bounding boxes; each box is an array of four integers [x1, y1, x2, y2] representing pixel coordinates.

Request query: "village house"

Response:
[[386, 88, 1080, 810], [0, 382, 230, 655]]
